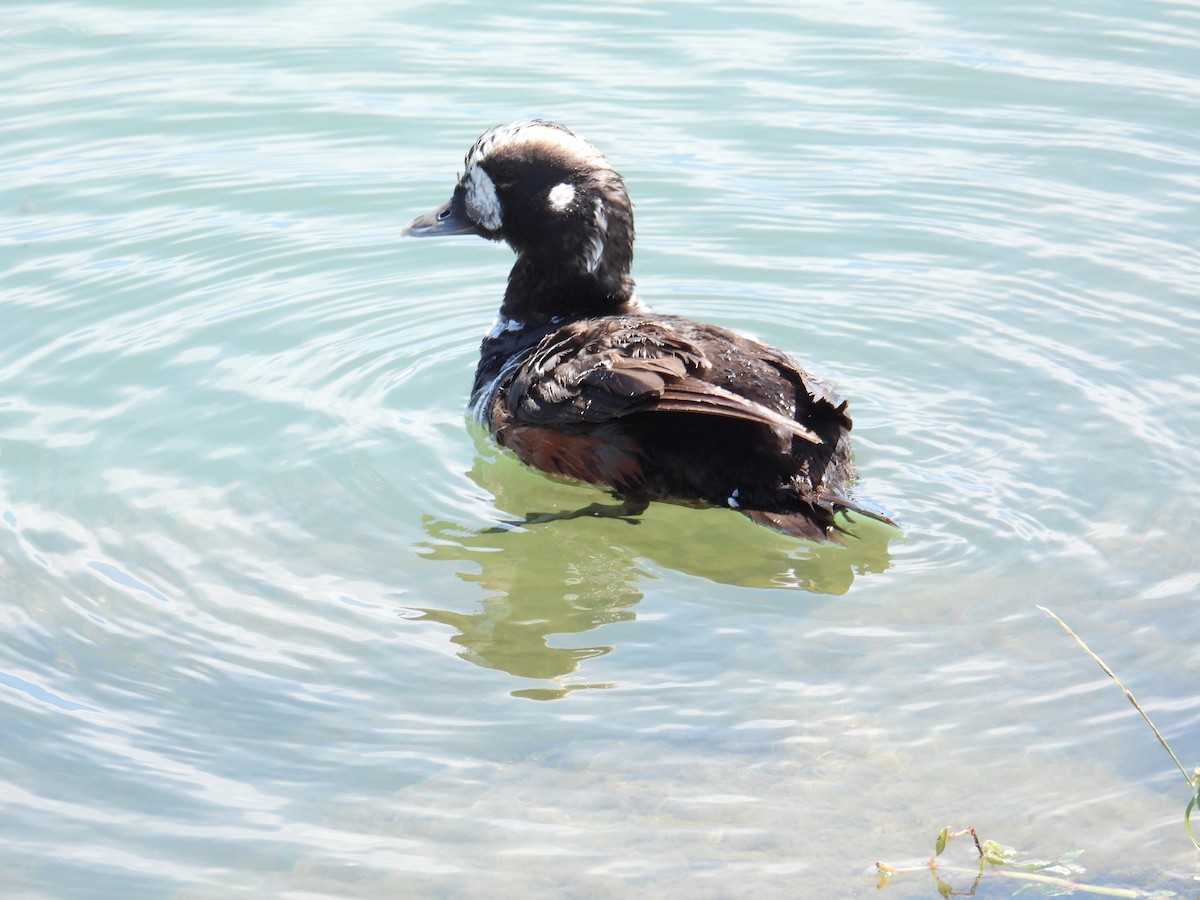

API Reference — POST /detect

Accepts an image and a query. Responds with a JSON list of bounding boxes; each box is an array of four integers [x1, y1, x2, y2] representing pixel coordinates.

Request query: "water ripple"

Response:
[[3, 0, 1200, 895]]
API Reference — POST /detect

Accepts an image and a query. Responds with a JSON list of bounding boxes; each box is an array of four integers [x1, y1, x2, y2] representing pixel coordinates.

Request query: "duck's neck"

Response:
[[499, 253, 642, 329]]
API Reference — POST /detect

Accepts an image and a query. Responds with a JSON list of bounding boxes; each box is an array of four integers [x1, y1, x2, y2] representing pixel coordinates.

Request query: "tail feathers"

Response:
[[834, 492, 900, 531], [740, 493, 899, 543]]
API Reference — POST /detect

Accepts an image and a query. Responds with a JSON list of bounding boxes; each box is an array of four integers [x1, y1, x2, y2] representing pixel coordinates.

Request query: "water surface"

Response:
[[3, 1, 1200, 896]]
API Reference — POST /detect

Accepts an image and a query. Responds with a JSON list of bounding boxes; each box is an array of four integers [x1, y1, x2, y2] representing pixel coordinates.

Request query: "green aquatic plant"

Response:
[[875, 607, 1200, 896], [1038, 606, 1200, 853], [875, 825, 1165, 897]]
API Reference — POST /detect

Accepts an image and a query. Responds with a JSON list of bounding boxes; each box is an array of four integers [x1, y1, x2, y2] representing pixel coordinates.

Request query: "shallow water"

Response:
[[3, 1, 1200, 896]]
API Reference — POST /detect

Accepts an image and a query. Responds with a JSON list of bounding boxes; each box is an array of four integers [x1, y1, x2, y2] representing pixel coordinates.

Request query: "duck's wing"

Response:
[[500, 318, 834, 445]]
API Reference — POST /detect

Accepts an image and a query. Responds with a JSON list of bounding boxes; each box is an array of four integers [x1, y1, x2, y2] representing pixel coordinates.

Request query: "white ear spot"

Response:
[[547, 182, 575, 211], [464, 165, 502, 231]]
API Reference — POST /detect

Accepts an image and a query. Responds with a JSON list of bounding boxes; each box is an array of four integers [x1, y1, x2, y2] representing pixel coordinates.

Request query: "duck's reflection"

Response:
[[413, 512, 640, 700], [412, 454, 895, 700]]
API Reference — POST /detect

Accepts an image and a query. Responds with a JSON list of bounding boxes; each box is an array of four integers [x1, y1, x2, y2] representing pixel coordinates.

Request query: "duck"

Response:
[[403, 120, 896, 542]]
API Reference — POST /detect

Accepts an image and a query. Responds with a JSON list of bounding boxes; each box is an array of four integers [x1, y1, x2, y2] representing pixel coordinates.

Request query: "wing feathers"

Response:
[[647, 384, 821, 444], [506, 318, 833, 448]]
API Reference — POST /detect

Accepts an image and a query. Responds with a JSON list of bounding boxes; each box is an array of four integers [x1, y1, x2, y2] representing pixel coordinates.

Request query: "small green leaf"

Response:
[[980, 840, 1013, 865], [934, 826, 950, 857]]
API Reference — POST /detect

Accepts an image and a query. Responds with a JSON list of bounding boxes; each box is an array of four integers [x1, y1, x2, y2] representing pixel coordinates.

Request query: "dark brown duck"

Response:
[[404, 120, 896, 541]]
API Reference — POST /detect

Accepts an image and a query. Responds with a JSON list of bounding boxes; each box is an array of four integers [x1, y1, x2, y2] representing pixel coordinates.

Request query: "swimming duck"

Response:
[[404, 120, 895, 541]]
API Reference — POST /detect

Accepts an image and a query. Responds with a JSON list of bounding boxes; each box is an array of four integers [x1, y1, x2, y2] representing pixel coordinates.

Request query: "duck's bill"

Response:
[[401, 197, 481, 237]]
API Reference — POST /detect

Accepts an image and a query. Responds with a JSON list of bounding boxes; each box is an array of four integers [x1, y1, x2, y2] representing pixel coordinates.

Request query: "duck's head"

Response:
[[404, 121, 638, 321]]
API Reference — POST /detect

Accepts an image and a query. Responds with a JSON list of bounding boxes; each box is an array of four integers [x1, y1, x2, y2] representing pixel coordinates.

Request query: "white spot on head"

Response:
[[464, 164, 502, 231], [548, 182, 575, 211]]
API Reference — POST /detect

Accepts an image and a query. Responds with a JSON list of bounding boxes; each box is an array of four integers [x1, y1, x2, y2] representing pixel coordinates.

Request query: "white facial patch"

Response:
[[464, 164, 502, 231], [548, 182, 575, 211]]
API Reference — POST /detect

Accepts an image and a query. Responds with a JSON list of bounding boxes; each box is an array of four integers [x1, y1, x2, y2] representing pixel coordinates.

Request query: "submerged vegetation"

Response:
[[875, 825, 1172, 897], [874, 608, 1199, 896]]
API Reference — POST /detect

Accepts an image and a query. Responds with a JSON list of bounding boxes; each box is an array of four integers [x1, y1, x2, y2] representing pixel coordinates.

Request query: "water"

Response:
[[3, 1, 1199, 896]]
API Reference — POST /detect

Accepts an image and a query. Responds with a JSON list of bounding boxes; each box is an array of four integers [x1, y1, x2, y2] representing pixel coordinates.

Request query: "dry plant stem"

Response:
[[1037, 605, 1194, 790]]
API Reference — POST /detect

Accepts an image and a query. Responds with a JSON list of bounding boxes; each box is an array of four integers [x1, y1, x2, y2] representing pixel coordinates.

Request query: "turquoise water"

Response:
[[3, 1, 1200, 896]]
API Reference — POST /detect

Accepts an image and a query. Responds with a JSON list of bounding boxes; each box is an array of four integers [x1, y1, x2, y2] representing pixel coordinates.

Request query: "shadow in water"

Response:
[[411, 454, 895, 700]]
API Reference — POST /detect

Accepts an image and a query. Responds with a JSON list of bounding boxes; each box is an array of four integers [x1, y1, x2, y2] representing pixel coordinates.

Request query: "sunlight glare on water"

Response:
[[2, 0, 1200, 896]]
